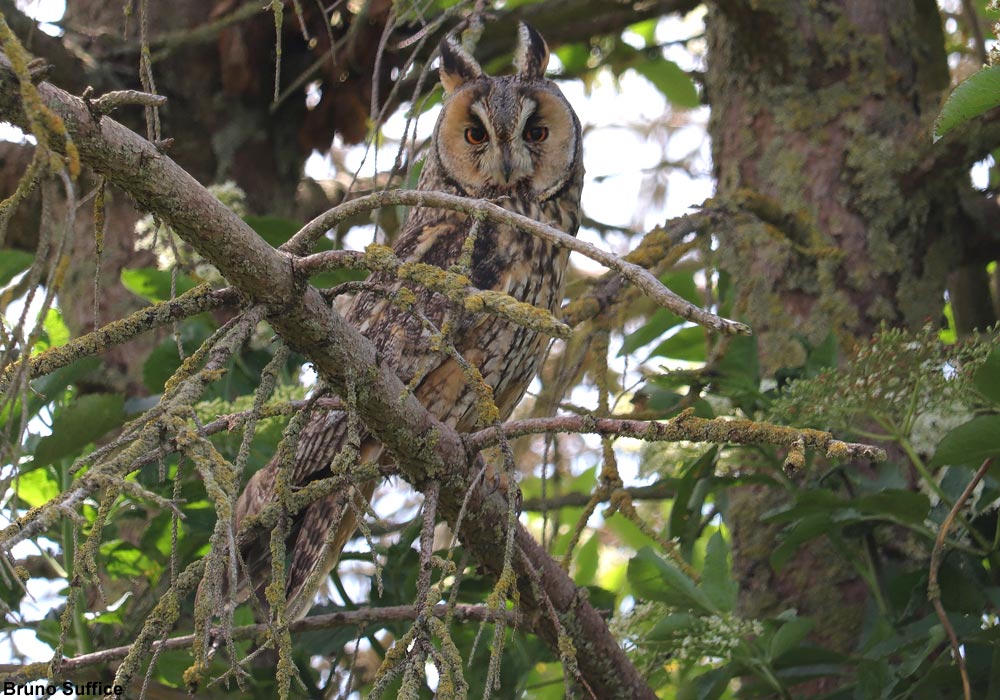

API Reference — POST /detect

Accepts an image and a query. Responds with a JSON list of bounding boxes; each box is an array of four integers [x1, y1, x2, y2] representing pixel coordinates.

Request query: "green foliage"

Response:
[[613, 314, 1000, 697], [633, 58, 700, 108], [120, 267, 198, 302], [620, 535, 829, 699], [931, 414, 1000, 466], [934, 64, 1000, 141], [770, 324, 997, 439], [31, 393, 125, 469], [0, 249, 33, 286]]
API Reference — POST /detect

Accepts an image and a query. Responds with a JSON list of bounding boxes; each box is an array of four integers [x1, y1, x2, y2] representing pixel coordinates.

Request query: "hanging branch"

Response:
[[286, 189, 752, 337]]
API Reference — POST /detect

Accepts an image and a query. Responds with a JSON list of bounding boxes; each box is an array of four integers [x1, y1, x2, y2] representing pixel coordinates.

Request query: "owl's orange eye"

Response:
[[524, 125, 548, 142], [465, 126, 488, 145]]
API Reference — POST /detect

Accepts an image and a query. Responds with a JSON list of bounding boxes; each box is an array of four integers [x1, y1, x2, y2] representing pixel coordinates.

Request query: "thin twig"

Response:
[[928, 457, 993, 700], [0, 285, 237, 392], [283, 189, 752, 336], [88, 89, 168, 115]]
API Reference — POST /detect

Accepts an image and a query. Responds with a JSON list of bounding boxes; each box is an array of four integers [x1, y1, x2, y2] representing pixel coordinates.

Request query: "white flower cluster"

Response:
[[909, 400, 975, 458], [675, 614, 764, 663]]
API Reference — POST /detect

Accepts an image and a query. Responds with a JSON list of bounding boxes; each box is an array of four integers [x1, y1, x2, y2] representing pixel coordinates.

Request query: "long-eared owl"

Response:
[[230, 22, 584, 619]]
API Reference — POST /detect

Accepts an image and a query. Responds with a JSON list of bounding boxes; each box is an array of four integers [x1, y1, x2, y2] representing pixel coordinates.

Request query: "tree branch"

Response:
[[0, 604, 519, 676], [0, 285, 236, 392], [288, 189, 750, 336], [467, 412, 887, 463]]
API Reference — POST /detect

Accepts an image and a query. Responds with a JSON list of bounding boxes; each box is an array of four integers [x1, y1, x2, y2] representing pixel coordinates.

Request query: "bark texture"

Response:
[[703, 0, 1000, 691], [706, 0, 997, 369]]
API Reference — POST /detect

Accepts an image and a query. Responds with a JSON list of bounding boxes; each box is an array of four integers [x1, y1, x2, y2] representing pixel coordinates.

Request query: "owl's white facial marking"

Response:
[[464, 97, 538, 187]]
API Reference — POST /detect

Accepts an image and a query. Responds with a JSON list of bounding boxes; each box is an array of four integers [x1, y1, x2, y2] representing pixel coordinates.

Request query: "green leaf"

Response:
[[33, 393, 126, 468], [700, 532, 737, 613], [0, 357, 101, 433], [648, 612, 698, 641], [633, 58, 699, 108], [627, 547, 718, 613], [931, 415, 1000, 467], [621, 308, 684, 356], [940, 301, 958, 344], [852, 490, 930, 525], [143, 339, 183, 393], [769, 617, 815, 661], [41, 307, 70, 349], [607, 513, 659, 550], [142, 319, 216, 393], [0, 250, 34, 287], [574, 531, 600, 585], [13, 467, 59, 507], [669, 448, 717, 550], [308, 267, 368, 291], [650, 325, 706, 362], [627, 19, 659, 47], [245, 216, 363, 290], [715, 334, 761, 400], [100, 540, 159, 580], [761, 489, 844, 523], [554, 43, 591, 76], [934, 65, 1000, 141], [633, 386, 685, 413], [121, 267, 197, 303], [804, 331, 838, 377], [974, 347, 1000, 405], [31, 357, 101, 405], [770, 514, 834, 571], [244, 215, 328, 250], [621, 272, 700, 356], [677, 665, 735, 700]]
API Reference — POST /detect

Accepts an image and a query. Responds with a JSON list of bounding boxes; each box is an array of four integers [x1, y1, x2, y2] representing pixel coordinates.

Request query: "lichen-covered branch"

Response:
[[0, 307, 259, 552], [0, 604, 518, 679], [0, 284, 236, 392], [466, 411, 888, 464], [561, 210, 712, 326], [287, 189, 751, 336]]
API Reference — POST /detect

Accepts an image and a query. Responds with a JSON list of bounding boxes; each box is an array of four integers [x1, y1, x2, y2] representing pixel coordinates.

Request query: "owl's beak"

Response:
[[500, 147, 514, 183]]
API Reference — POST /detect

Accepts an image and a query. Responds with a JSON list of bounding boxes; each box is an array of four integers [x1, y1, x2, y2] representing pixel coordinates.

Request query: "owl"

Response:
[[229, 22, 584, 620]]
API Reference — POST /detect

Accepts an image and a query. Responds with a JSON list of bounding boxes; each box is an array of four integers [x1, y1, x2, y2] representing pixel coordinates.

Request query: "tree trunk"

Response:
[[703, 0, 993, 691]]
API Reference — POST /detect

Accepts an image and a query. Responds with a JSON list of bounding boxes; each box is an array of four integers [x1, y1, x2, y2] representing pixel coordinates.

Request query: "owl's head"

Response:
[[432, 23, 581, 199]]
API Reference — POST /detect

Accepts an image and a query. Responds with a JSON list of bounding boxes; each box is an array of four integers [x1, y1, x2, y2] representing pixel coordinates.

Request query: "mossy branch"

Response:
[[0, 284, 236, 393], [287, 189, 752, 336], [466, 410, 887, 464], [0, 605, 518, 680], [0, 51, 693, 699]]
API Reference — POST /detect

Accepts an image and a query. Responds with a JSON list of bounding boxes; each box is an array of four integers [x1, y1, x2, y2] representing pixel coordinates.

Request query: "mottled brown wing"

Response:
[[232, 199, 576, 615]]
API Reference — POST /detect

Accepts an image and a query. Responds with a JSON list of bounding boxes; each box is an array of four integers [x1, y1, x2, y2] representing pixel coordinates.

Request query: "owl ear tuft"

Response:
[[514, 22, 549, 80], [439, 35, 483, 94]]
